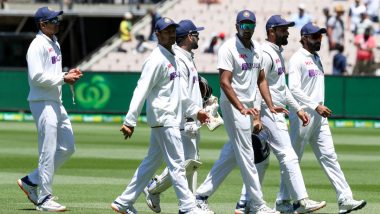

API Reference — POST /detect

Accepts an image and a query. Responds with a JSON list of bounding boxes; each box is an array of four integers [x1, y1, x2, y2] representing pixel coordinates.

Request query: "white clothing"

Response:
[[173, 45, 203, 128], [254, 41, 308, 201], [217, 35, 263, 104], [116, 127, 196, 211], [123, 45, 200, 128], [196, 36, 266, 211], [261, 41, 302, 112], [288, 48, 324, 110], [27, 31, 66, 103], [28, 101, 75, 203], [26, 31, 75, 203], [118, 44, 200, 212], [349, 4, 367, 32], [288, 47, 353, 202], [149, 45, 204, 194]]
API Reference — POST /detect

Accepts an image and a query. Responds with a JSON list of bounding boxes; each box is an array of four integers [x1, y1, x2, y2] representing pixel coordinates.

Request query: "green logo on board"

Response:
[[76, 75, 110, 109]]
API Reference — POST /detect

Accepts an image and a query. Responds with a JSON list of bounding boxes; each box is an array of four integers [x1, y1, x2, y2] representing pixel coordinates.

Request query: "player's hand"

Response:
[[269, 106, 289, 115], [64, 68, 83, 84], [240, 107, 258, 116], [120, 124, 134, 140], [297, 110, 310, 126], [252, 117, 263, 134], [197, 109, 210, 124], [315, 104, 332, 118]]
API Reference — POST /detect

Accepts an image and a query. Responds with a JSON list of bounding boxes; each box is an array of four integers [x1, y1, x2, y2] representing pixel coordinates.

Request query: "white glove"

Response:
[[204, 96, 224, 131], [184, 121, 199, 138]]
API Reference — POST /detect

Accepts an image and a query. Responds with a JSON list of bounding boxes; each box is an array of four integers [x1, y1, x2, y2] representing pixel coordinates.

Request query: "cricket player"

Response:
[[235, 15, 327, 214], [287, 22, 367, 214], [142, 19, 206, 213], [17, 7, 83, 212], [195, 10, 286, 214], [111, 17, 210, 214]]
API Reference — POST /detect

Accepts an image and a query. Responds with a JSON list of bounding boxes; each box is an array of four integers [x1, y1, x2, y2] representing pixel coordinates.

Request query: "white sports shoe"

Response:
[[36, 195, 66, 212], [17, 176, 38, 205], [179, 206, 212, 214], [293, 198, 326, 214], [143, 187, 161, 213], [338, 198, 366, 214], [252, 205, 280, 214], [235, 201, 250, 214], [195, 195, 215, 214], [111, 201, 137, 214], [274, 200, 293, 213]]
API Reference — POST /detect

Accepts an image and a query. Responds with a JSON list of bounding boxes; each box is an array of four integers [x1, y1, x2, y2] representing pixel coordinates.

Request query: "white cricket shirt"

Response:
[[124, 44, 201, 128], [288, 48, 325, 110], [217, 35, 263, 104], [261, 41, 302, 112], [27, 31, 66, 103], [173, 45, 203, 128]]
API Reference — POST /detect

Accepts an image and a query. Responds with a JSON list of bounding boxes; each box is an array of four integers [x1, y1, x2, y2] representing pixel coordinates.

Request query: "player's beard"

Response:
[[276, 35, 288, 46], [307, 39, 321, 52], [191, 40, 199, 49]]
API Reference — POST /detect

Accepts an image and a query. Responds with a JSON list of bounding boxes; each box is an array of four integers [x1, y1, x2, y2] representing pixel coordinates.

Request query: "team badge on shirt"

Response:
[[169, 71, 180, 80]]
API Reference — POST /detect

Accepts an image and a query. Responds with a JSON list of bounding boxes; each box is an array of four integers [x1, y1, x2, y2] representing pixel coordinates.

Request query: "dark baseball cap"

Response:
[[155, 17, 179, 32], [176, 20, 205, 37], [301, 22, 327, 35], [236, 10, 256, 23], [266, 15, 295, 31], [34, 7, 63, 22]]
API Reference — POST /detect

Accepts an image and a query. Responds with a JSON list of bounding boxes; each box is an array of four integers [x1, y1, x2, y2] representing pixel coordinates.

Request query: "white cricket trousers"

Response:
[[239, 108, 308, 202], [196, 101, 266, 209], [153, 131, 200, 193], [115, 127, 196, 212], [238, 158, 269, 202], [288, 109, 353, 202], [28, 101, 75, 203], [262, 108, 308, 201]]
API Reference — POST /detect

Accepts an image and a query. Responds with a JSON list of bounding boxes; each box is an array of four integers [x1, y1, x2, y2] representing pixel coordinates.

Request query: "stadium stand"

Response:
[[2, 0, 379, 74], [80, 0, 376, 74]]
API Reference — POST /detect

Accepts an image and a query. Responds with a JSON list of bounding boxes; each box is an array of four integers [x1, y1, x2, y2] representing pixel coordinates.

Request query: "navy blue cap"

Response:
[[155, 17, 179, 32], [301, 22, 327, 35], [266, 15, 295, 31], [34, 7, 63, 22], [176, 20, 205, 37], [236, 10, 256, 23]]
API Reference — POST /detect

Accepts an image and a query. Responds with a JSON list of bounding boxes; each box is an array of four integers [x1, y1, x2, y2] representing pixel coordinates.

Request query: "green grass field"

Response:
[[0, 121, 379, 214]]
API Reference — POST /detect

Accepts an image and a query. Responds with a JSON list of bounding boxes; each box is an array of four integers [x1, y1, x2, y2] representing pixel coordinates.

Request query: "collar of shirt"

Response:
[[264, 40, 283, 53], [157, 44, 176, 57], [37, 30, 58, 43], [173, 44, 194, 61], [300, 47, 317, 57], [235, 34, 254, 51]]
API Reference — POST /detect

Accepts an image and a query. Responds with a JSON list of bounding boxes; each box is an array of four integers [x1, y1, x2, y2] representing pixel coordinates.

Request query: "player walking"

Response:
[[236, 15, 327, 214], [195, 10, 285, 214], [111, 17, 209, 214], [287, 22, 367, 214], [17, 7, 83, 212], [142, 19, 207, 213]]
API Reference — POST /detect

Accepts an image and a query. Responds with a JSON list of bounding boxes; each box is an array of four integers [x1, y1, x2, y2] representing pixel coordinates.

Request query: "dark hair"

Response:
[[176, 35, 187, 45], [335, 44, 344, 52]]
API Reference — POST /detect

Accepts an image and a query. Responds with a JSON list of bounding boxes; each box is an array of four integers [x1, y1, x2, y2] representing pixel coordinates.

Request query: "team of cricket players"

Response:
[[18, 6, 367, 214]]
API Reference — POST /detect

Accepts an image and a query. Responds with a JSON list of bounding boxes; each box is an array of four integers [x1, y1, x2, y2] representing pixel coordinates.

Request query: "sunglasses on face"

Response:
[[239, 23, 256, 30], [44, 18, 60, 25], [190, 33, 199, 39]]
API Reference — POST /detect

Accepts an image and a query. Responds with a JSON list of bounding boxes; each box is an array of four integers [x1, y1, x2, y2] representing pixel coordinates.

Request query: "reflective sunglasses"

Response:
[[239, 23, 256, 30], [190, 32, 199, 39], [44, 17, 60, 25]]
